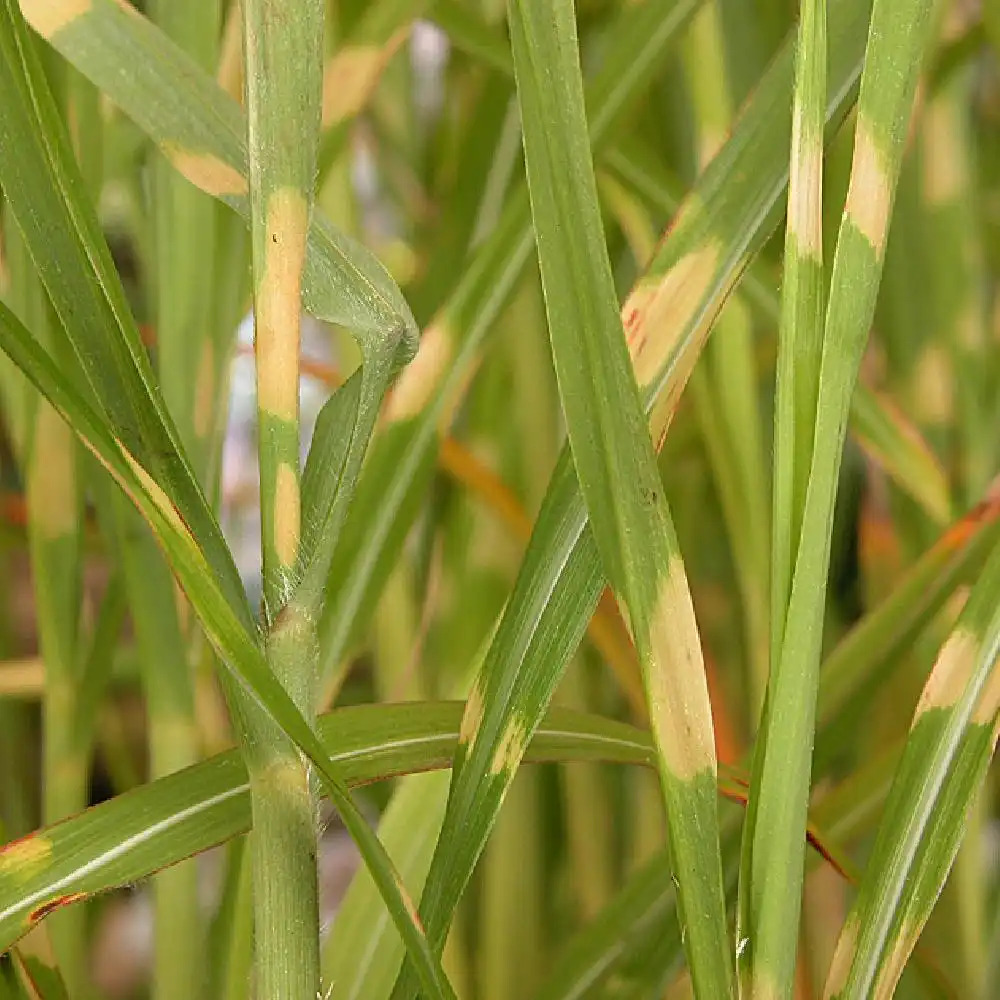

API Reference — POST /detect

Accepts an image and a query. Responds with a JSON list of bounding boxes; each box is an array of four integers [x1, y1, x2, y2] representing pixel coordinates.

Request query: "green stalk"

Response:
[[556, 659, 616, 922], [242, 0, 325, 995], [477, 773, 545, 1000]]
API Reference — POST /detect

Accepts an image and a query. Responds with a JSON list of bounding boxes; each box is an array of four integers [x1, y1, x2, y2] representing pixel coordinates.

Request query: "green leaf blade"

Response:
[[507, 3, 731, 996]]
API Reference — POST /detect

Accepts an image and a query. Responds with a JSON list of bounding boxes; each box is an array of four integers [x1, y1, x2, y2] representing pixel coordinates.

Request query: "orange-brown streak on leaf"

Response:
[[28, 892, 87, 924]]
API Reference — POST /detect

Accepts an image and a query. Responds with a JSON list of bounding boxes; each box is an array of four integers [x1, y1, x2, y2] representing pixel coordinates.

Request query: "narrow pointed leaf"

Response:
[[851, 386, 953, 526], [322, 773, 450, 1000], [318, 0, 704, 680], [817, 495, 1000, 762]]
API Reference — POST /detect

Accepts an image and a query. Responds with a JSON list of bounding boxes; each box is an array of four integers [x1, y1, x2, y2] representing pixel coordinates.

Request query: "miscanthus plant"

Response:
[[0, 0, 998, 997]]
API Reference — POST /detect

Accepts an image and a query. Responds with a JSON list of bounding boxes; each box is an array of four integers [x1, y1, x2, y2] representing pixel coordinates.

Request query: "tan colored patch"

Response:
[[644, 563, 715, 782], [922, 95, 963, 206], [163, 146, 248, 199], [489, 716, 528, 776], [872, 923, 919, 1000], [386, 319, 453, 423], [911, 345, 953, 425], [29, 403, 76, 539], [20, 0, 91, 37], [845, 119, 892, 253], [322, 41, 395, 127], [973, 650, 1000, 724], [623, 240, 722, 392], [458, 680, 484, 748], [120, 448, 188, 539], [193, 340, 215, 440], [914, 629, 978, 722], [215, 0, 243, 99], [255, 756, 311, 801], [0, 836, 52, 881], [822, 916, 858, 998], [256, 189, 308, 422], [789, 111, 824, 260], [273, 463, 300, 568]]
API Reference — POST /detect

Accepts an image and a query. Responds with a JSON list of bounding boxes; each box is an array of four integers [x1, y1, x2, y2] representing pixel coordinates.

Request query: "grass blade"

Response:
[[17, 0, 422, 609], [850, 386, 953, 527], [3, 5, 456, 993], [322, 773, 450, 1000], [17, 0, 415, 353], [507, 3, 730, 994], [816, 495, 1000, 767], [742, 0, 938, 992], [318, 0, 703, 684]]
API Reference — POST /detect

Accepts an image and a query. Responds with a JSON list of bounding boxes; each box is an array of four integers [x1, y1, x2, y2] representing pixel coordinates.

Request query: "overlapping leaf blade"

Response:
[[738, 0, 829, 990]]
